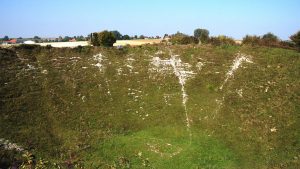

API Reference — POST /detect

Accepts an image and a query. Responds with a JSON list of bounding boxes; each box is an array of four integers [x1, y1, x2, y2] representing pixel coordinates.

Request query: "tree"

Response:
[[99, 31, 116, 46], [63, 36, 71, 42], [290, 31, 300, 47], [91, 32, 100, 46], [261, 32, 279, 46], [58, 36, 63, 42], [194, 28, 209, 44], [91, 30, 116, 47], [139, 35, 145, 39], [33, 36, 41, 39], [123, 35, 130, 40], [3, 36, 9, 41], [111, 30, 122, 40], [262, 32, 278, 40], [77, 35, 85, 41]]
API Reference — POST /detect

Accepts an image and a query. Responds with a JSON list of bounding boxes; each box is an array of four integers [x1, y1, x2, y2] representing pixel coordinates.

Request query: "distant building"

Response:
[[24, 40, 36, 44], [69, 38, 76, 42], [2, 39, 17, 45], [6, 39, 17, 44]]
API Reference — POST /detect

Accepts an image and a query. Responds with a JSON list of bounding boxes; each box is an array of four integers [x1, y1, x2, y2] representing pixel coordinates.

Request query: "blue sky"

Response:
[[1, 0, 299, 40]]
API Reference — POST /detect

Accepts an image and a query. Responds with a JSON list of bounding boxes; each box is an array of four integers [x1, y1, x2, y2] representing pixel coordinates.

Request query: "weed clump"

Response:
[[170, 32, 199, 45], [209, 35, 236, 46]]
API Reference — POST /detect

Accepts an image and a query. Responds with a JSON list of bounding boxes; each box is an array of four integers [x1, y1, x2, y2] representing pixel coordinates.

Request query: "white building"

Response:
[[23, 40, 36, 44]]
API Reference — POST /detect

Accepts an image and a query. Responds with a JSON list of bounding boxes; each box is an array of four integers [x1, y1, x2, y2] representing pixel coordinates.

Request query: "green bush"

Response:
[[290, 30, 300, 48], [242, 35, 261, 46], [170, 32, 199, 45], [242, 33, 298, 50], [181, 36, 199, 44], [279, 41, 296, 49], [209, 35, 236, 46], [169, 32, 185, 44]]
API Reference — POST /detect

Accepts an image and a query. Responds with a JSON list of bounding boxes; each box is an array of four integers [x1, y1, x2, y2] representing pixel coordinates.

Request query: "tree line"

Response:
[[0, 35, 88, 43], [169, 28, 300, 50], [2, 29, 300, 50], [90, 28, 300, 50], [90, 30, 162, 47]]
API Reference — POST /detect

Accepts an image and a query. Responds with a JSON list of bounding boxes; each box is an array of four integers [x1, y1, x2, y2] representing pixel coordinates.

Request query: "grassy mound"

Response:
[[0, 45, 299, 168]]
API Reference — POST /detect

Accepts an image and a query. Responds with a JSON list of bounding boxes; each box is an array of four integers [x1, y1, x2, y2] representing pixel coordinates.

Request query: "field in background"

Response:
[[0, 45, 299, 168], [0, 39, 163, 48], [38, 41, 89, 48], [113, 39, 162, 46], [1, 39, 242, 48]]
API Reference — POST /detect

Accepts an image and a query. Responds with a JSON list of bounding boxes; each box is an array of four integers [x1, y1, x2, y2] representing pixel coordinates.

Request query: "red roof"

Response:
[[69, 38, 76, 42], [7, 39, 17, 43]]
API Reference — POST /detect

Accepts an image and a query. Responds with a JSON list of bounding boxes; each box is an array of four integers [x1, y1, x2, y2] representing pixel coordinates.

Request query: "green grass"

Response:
[[84, 126, 238, 169], [0, 45, 299, 168]]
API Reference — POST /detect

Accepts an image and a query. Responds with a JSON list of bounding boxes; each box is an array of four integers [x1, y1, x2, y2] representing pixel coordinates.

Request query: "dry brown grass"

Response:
[[113, 39, 162, 46]]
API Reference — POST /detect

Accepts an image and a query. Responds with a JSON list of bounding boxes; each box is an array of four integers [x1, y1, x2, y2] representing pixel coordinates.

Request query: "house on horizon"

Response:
[[8, 39, 17, 44], [2, 39, 17, 45]]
